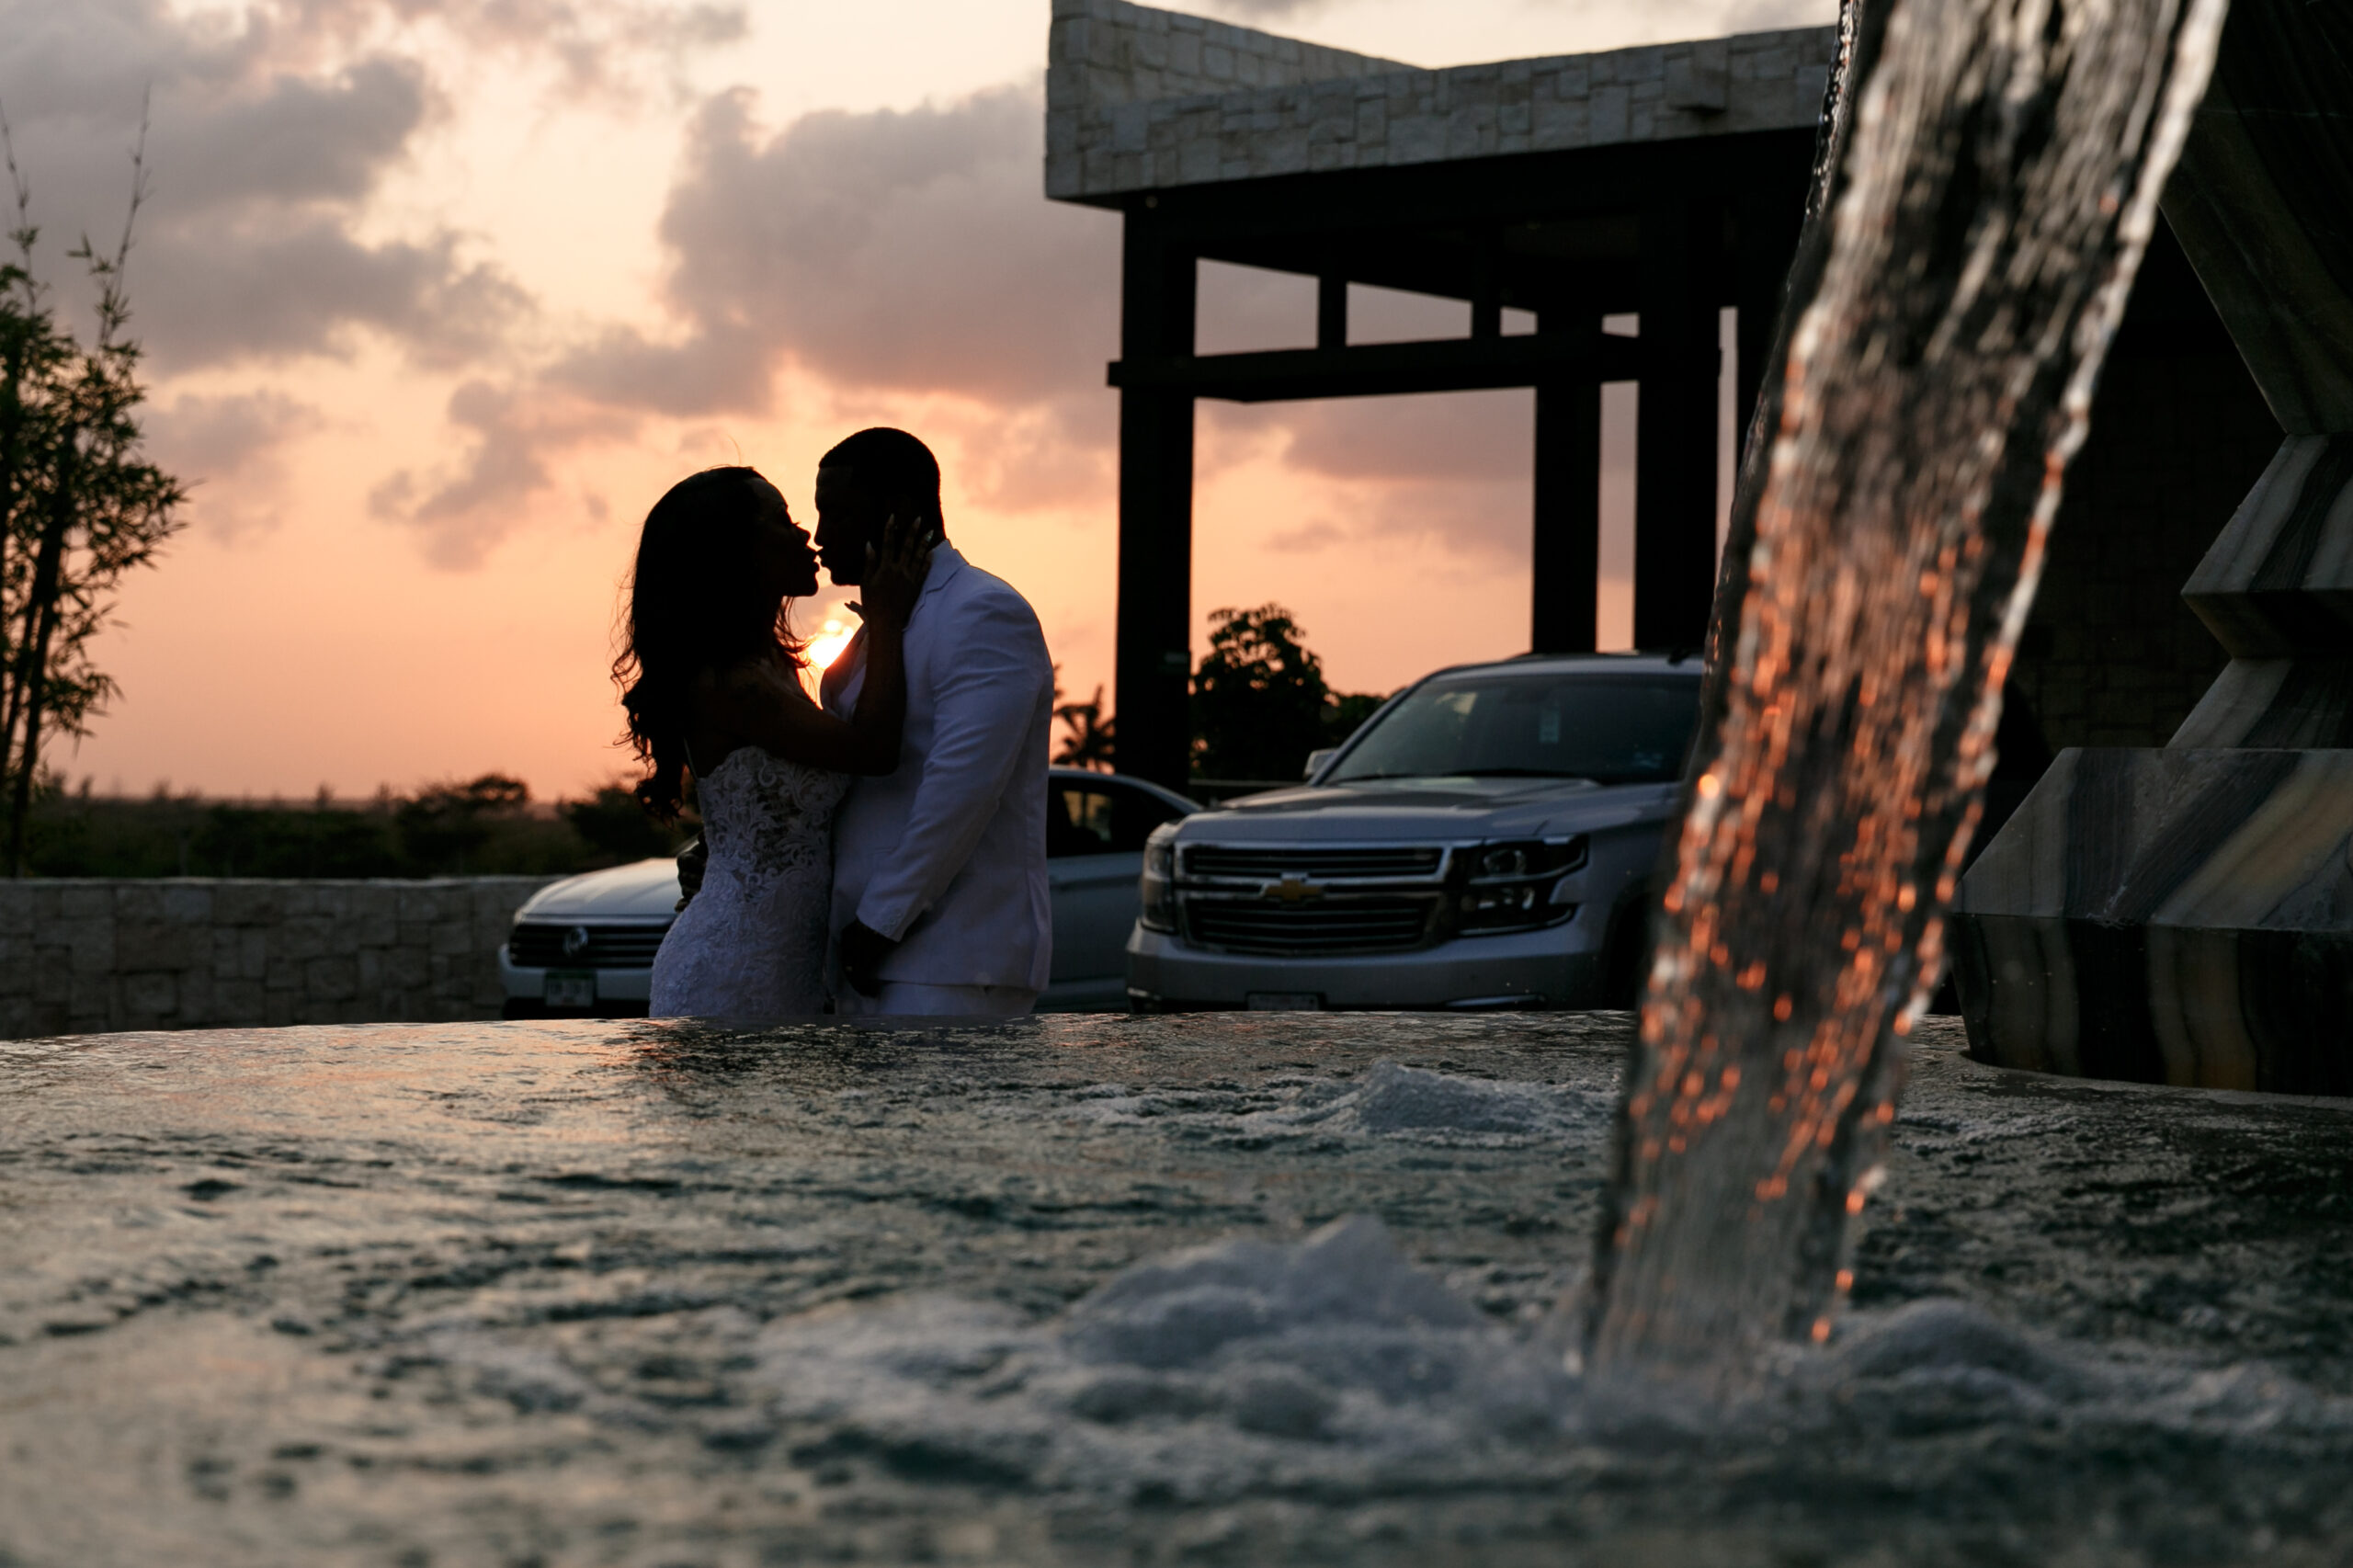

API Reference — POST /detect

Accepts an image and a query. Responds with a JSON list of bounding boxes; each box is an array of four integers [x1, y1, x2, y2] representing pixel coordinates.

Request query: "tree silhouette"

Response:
[[1, 107, 186, 874], [1051, 683, 1116, 771], [1189, 604, 1381, 782]]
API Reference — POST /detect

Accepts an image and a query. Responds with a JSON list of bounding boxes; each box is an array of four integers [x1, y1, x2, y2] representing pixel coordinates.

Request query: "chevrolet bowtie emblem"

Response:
[[1261, 873, 1324, 904]]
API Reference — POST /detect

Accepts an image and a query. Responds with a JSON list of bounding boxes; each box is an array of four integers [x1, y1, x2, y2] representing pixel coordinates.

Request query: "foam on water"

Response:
[[748, 1206, 2353, 1512], [756, 1215, 1574, 1502]]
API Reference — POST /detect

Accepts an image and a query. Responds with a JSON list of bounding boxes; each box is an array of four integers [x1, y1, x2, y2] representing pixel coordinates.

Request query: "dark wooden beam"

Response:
[[1632, 196, 1723, 651], [1094, 134, 1815, 320], [1317, 272, 1347, 351], [1114, 215, 1199, 792], [1471, 232, 1503, 339], [1087, 131, 1814, 240], [1109, 333, 1643, 403], [1532, 309, 1604, 653]]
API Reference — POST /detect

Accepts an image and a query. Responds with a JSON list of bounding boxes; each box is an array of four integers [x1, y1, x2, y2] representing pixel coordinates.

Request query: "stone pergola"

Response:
[[1046, 0, 1838, 788], [1040, 1, 2343, 1091]]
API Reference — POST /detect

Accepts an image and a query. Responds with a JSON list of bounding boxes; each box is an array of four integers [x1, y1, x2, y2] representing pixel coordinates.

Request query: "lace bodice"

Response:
[[694, 746, 850, 899], [649, 747, 849, 1018]]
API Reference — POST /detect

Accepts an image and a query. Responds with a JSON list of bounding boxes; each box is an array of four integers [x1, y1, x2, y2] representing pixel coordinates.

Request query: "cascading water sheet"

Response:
[[1589, 0, 2231, 1390]]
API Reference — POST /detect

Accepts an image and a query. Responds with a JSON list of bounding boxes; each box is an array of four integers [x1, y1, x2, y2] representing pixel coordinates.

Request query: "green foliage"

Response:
[[563, 784, 681, 863], [1189, 604, 1382, 782], [2, 113, 187, 872], [1325, 691, 1385, 750], [392, 773, 530, 870], [20, 775, 695, 880]]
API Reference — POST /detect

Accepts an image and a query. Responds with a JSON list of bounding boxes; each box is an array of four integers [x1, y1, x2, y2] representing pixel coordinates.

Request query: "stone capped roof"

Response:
[[1046, 0, 1839, 203]]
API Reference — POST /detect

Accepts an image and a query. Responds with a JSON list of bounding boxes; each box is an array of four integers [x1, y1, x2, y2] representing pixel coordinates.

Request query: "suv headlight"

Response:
[[1139, 824, 1180, 933], [1455, 836, 1586, 934]]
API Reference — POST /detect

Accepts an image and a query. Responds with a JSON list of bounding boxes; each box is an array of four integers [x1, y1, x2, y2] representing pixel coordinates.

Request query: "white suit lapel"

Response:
[[822, 545, 967, 717]]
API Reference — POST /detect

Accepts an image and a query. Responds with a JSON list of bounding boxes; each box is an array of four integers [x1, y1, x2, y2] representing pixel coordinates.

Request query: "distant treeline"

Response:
[[21, 773, 693, 880]]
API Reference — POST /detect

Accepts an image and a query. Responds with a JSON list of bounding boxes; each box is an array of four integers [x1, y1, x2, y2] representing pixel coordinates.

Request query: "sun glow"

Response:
[[806, 618, 857, 668], [801, 618, 858, 698]]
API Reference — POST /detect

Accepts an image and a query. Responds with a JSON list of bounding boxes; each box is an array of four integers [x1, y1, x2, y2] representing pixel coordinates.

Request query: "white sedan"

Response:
[[499, 767, 1197, 1017]]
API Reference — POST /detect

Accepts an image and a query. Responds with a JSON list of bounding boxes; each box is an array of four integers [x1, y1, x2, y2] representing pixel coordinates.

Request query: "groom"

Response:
[[810, 427, 1056, 1017]]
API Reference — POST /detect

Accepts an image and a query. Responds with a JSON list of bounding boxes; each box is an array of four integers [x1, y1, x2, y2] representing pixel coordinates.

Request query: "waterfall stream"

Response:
[[1586, 0, 2230, 1392]]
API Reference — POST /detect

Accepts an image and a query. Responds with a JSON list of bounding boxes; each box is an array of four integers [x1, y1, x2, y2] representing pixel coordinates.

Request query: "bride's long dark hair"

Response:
[[613, 466, 806, 819]]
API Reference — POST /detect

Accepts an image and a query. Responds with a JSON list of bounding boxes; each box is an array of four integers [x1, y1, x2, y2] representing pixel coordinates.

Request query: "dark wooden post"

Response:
[[1114, 210, 1199, 791], [1633, 196, 1722, 650], [1471, 231, 1503, 341], [1531, 305, 1601, 653], [1317, 271, 1347, 350]]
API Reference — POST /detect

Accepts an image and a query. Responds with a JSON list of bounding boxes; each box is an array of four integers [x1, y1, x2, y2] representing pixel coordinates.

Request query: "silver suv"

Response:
[[1124, 653, 1701, 1012]]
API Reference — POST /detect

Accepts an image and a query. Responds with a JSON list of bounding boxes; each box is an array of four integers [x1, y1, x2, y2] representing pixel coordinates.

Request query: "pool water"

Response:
[[5, 1014, 2351, 1565]]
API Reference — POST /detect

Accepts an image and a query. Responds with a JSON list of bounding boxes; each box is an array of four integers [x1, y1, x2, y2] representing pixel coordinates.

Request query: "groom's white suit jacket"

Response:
[[822, 545, 1056, 992]]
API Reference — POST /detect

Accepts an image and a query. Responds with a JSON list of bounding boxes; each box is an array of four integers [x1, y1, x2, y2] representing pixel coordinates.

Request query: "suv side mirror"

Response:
[[1302, 748, 1336, 780]]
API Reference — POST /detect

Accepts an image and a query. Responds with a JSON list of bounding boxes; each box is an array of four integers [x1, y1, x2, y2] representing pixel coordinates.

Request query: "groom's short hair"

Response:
[[820, 427, 942, 528]]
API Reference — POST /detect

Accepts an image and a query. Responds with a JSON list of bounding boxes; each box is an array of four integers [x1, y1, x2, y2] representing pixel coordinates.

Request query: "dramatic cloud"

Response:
[[508, 79, 1126, 527], [348, 74, 1107, 560], [548, 81, 1528, 529], [0, 2, 535, 378], [1209, 391, 1536, 563], [1274, 391, 1532, 486], [557, 84, 1122, 417], [142, 389, 324, 539], [364, 0, 751, 98], [9, 0, 1745, 572], [369, 379, 631, 568], [0, 0, 749, 371], [1, 0, 747, 567], [136, 222, 528, 369]]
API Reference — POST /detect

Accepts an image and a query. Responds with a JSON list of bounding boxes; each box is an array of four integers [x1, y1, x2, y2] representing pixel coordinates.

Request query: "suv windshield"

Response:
[[1327, 670, 1700, 786]]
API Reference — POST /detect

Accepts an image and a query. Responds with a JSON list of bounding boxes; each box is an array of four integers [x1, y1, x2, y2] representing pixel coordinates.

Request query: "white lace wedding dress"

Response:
[[649, 746, 851, 1018]]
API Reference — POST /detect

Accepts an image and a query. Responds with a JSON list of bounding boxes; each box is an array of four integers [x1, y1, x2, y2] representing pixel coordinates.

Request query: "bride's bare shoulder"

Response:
[[693, 653, 788, 696], [689, 653, 814, 727]]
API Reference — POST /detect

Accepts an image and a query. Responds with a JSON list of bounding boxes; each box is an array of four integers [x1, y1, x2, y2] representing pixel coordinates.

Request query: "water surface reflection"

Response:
[[4, 1014, 2349, 1564]]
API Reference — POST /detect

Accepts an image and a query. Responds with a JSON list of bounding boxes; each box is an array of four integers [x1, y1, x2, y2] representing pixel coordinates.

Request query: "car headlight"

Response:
[[1455, 836, 1586, 934], [1139, 824, 1179, 933]]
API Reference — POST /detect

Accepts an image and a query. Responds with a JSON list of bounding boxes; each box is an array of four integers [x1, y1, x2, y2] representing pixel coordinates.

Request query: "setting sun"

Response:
[[801, 616, 858, 697]]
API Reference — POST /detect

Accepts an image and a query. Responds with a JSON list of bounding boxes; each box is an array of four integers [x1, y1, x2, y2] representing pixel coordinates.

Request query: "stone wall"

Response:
[[0, 878, 557, 1040], [1047, 0, 1405, 113], [1045, 0, 1836, 200]]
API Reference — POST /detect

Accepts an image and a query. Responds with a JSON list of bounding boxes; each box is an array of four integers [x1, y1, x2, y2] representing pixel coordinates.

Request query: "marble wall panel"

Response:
[[2159, 3, 2353, 433], [1952, 748, 2353, 1094]]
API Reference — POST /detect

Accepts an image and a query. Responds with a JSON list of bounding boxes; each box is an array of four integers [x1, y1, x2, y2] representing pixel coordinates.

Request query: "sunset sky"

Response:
[[2, 0, 1826, 801]]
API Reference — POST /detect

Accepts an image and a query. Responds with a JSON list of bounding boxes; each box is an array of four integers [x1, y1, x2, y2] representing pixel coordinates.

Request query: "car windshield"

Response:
[[1326, 671, 1700, 786]]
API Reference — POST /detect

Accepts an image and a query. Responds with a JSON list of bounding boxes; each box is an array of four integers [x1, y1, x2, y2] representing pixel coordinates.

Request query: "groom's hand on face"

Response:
[[838, 918, 898, 997]]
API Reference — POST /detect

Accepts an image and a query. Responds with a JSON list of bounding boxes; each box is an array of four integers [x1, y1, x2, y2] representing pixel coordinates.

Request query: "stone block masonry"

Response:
[[0, 878, 557, 1040]]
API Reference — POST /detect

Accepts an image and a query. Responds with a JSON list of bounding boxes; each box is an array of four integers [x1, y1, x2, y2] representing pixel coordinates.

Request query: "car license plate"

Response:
[[544, 971, 597, 1008], [1246, 992, 1323, 1011]]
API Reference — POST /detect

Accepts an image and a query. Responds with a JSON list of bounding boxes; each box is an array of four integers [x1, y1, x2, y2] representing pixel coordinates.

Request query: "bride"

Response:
[[614, 465, 932, 1017]]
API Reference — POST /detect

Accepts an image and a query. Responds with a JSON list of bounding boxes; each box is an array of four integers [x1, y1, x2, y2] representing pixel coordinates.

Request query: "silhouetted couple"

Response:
[[617, 429, 1055, 1019]]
